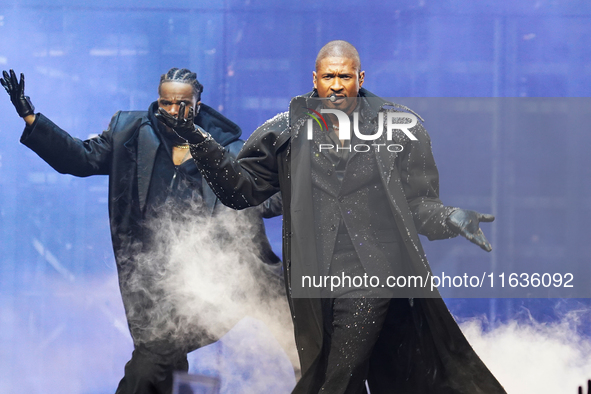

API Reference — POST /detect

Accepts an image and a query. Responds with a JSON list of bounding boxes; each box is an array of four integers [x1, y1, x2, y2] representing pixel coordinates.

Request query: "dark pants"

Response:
[[115, 344, 189, 394], [319, 296, 391, 394], [315, 234, 398, 394]]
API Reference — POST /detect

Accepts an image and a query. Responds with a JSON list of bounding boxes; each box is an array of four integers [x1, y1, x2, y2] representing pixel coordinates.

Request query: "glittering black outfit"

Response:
[[190, 88, 507, 394], [319, 239, 392, 393], [310, 121, 404, 393]]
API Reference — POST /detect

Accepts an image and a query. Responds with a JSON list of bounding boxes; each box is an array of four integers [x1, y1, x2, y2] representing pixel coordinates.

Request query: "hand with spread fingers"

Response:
[[155, 102, 208, 144], [446, 209, 495, 252], [1, 69, 36, 119]]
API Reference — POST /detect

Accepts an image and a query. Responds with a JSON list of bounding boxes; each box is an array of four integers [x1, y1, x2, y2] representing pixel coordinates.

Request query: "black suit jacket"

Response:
[[311, 127, 407, 283]]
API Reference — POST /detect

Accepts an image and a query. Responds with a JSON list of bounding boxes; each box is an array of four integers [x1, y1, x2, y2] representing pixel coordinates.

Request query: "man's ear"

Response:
[[359, 71, 365, 88], [313, 71, 318, 90]]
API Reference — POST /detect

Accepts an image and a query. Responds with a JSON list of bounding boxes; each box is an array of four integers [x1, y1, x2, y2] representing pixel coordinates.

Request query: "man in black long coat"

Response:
[[1, 67, 281, 394], [168, 41, 506, 393]]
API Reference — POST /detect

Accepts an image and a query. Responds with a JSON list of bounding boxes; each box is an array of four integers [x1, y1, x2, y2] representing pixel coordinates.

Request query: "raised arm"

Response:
[[2, 69, 115, 177], [1, 69, 36, 125]]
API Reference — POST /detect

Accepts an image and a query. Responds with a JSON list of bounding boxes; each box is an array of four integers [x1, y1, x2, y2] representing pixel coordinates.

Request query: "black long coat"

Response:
[[191, 89, 506, 393], [19, 103, 280, 352]]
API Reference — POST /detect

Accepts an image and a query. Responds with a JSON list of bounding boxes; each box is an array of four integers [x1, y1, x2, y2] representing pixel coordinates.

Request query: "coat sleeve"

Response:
[[218, 138, 282, 264], [397, 121, 458, 241], [257, 192, 283, 218], [190, 113, 287, 210], [20, 112, 119, 177]]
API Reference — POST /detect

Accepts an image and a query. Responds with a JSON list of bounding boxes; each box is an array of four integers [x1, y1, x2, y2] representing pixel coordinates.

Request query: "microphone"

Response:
[[317, 93, 343, 102]]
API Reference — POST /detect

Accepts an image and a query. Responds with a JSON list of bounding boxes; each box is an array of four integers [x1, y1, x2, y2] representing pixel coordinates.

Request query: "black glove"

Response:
[[155, 102, 208, 144], [1, 69, 35, 118], [446, 209, 495, 252]]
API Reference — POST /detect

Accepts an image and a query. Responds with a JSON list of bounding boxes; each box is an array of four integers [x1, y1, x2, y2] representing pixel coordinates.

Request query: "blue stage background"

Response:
[[1, 1, 590, 392]]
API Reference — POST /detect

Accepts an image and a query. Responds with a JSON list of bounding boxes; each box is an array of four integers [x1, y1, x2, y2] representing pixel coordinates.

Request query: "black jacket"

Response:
[[189, 89, 506, 393], [20, 103, 281, 351]]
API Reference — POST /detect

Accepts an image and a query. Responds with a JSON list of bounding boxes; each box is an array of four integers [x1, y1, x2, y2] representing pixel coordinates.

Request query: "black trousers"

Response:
[[315, 234, 405, 394], [319, 296, 391, 394], [114, 344, 189, 394]]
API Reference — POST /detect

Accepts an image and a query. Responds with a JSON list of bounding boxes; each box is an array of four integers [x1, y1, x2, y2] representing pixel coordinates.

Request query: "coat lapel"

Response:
[[136, 123, 160, 213], [374, 131, 432, 275]]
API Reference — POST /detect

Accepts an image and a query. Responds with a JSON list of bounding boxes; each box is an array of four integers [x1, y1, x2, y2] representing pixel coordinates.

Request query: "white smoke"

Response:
[[459, 310, 591, 393], [187, 316, 297, 393], [6, 194, 591, 393], [4, 270, 591, 393], [122, 202, 298, 369]]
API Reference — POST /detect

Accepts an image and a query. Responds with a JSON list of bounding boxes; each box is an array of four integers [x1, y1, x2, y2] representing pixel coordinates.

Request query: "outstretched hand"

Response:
[[446, 209, 495, 252], [155, 102, 205, 144], [1, 69, 35, 118]]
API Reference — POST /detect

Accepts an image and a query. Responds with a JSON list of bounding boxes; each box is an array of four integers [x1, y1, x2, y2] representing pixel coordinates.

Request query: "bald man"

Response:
[[169, 41, 505, 393]]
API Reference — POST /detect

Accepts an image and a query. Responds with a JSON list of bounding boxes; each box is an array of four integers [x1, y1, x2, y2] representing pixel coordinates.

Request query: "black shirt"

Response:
[[145, 103, 204, 222]]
